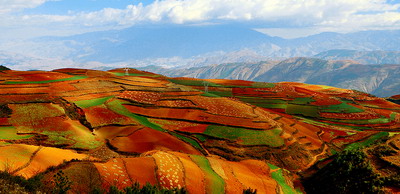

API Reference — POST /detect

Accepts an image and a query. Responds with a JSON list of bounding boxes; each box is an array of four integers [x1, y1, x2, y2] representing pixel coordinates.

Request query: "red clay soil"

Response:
[[95, 158, 132, 189], [147, 118, 208, 133], [172, 152, 206, 194], [123, 157, 158, 187], [118, 91, 162, 105], [207, 157, 244, 194], [84, 105, 138, 128], [152, 151, 185, 190], [63, 92, 118, 102], [319, 112, 381, 120], [0, 118, 9, 125], [0, 94, 51, 104], [94, 125, 142, 139], [7, 71, 73, 82], [229, 160, 276, 194], [109, 127, 201, 155], [207, 79, 254, 86], [122, 104, 274, 130]]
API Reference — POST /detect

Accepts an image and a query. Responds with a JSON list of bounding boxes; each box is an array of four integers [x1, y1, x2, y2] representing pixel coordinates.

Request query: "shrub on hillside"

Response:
[[303, 149, 383, 194]]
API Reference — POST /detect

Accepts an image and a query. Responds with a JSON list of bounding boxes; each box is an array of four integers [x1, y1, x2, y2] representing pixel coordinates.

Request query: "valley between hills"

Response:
[[0, 67, 399, 193]]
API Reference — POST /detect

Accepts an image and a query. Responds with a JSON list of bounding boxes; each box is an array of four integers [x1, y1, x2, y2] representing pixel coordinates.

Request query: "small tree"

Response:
[[52, 170, 72, 194]]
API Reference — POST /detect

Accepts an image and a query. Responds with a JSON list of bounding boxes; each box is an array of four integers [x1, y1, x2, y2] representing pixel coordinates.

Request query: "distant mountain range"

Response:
[[315, 49, 400, 64], [141, 57, 400, 97], [2, 25, 400, 70]]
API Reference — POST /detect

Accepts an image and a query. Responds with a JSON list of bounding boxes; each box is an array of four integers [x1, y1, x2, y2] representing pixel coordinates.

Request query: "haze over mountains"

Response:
[[2, 25, 400, 70], [141, 57, 400, 97]]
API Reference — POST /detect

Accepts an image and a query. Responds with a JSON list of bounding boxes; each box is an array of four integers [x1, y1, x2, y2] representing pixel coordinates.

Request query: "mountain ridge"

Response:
[[140, 57, 400, 97]]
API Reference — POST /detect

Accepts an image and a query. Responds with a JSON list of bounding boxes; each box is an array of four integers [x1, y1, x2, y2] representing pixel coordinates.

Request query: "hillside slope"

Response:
[[0, 68, 399, 193], [147, 58, 400, 97]]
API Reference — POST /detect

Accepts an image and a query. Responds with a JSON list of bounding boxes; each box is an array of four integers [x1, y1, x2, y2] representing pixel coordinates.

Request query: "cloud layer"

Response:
[[1, 0, 400, 39]]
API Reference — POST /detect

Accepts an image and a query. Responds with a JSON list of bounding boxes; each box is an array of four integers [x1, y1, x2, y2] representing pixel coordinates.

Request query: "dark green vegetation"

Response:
[[98, 182, 187, 194], [303, 138, 400, 194], [0, 170, 43, 193], [0, 65, 10, 71], [0, 169, 187, 194]]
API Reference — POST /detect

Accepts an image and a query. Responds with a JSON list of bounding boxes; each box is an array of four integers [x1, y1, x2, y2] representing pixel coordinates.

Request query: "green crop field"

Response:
[[190, 155, 225, 194], [344, 132, 389, 150], [289, 97, 315, 105], [204, 125, 284, 147], [268, 164, 302, 194], [4, 75, 87, 84], [105, 99, 165, 132], [286, 104, 319, 117], [74, 96, 114, 108], [0, 126, 33, 140], [320, 103, 364, 113]]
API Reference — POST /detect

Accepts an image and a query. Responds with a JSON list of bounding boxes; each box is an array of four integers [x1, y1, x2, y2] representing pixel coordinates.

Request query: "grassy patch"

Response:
[[250, 82, 275, 88], [344, 132, 389, 150], [189, 155, 225, 194], [322, 117, 390, 125], [268, 164, 301, 194], [4, 76, 87, 84], [105, 99, 164, 132], [286, 104, 319, 117], [0, 126, 33, 140], [201, 92, 222, 97], [204, 125, 284, 147], [290, 97, 315, 105], [74, 96, 114, 109], [171, 132, 204, 152], [320, 103, 364, 113]]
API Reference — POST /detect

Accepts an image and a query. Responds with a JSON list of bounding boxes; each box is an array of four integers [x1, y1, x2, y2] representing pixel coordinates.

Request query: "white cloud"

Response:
[[1, 0, 400, 39], [74, 0, 400, 29], [0, 0, 55, 14]]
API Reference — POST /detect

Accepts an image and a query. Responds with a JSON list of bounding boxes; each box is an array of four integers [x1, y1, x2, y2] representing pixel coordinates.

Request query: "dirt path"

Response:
[[11, 145, 43, 174]]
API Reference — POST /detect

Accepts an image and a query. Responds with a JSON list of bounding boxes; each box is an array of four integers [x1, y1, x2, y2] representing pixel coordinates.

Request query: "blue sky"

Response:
[[1, 0, 400, 39]]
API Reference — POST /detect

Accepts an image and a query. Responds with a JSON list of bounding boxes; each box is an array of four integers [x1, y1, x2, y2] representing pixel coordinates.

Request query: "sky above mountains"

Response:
[[0, 0, 400, 40]]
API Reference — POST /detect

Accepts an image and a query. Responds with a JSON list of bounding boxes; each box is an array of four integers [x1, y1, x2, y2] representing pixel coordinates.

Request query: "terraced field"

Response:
[[0, 68, 399, 193]]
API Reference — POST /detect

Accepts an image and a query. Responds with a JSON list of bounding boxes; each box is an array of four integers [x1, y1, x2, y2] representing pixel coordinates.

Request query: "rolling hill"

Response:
[[0, 68, 399, 193], [145, 57, 400, 97]]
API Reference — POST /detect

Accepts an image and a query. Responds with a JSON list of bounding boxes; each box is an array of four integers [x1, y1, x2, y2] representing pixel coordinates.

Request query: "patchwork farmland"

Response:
[[0, 68, 399, 193]]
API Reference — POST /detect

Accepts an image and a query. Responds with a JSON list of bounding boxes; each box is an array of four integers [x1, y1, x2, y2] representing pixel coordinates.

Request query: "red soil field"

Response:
[[109, 127, 201, 155], [118, 91, 162, 104], [152, 151, 185, 190], [207, 79, 254, 86], [94, 158, 132, 189], [0, 94, 52, 104], [94, 125, 142, 139], [5, 71, 73, 82], [123, 157, 158, 186], [84, 105, 137, 127], [17, 146, 91, 178], [147, 118, 208, 133], [172, 152, 206, 194], [319, 112, 381, 120], [123, 104, 275, 130], [228, 160, 275, 193]]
